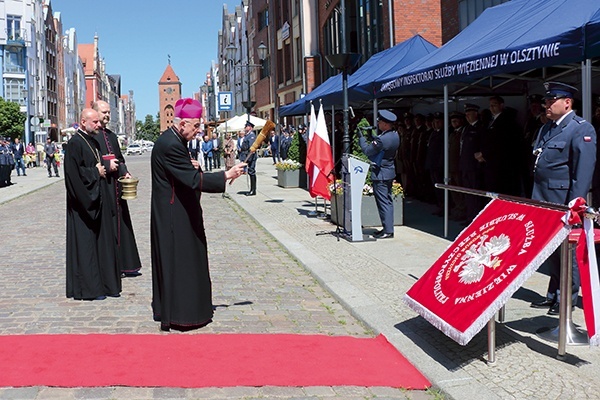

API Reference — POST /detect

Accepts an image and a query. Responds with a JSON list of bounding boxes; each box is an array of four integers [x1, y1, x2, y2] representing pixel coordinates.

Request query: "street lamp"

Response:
[[226, 41, 268, 121]]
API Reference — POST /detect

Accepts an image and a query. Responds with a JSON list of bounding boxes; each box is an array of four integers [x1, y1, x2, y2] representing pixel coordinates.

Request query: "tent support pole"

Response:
[[443, 85, 449, 238], [583, 60, 592, 122], [373, 99, 378, 126], [388, 0, 394, 47]]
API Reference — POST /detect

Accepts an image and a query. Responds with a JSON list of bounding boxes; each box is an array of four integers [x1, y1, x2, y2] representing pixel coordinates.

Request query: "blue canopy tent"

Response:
[[279, 35, 437, 117], [279, 75, 342, 117], [375, 0, 600, 99], [368, 0, 600, 237], [585, 7, 600, 59]]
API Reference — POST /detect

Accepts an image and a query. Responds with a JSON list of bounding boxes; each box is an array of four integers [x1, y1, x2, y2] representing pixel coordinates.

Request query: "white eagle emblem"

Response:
[[453, 234, 511, 284]]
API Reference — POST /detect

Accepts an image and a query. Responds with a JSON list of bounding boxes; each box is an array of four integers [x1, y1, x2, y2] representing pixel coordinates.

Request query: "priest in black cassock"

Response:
[[93, 100, 142, 277], [151, 98, 246, 331], [65, 108, 121, 300]]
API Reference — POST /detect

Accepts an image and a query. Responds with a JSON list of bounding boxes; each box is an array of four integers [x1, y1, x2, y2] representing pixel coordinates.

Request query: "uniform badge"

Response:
[[584, 136, 592, 142]]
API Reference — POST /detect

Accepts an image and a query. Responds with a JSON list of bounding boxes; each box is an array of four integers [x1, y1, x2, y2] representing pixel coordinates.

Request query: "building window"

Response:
[[258, 9, 269, 31], [260, 56, 271, 79], [4, 47, 25, 73], [4, 78, 25, 105], [355, 0, 383, 61], [458, 0, 509, 30], [7, 15, 21, 40], [295, 38, 301, 78], [323, 8, 341, 78]]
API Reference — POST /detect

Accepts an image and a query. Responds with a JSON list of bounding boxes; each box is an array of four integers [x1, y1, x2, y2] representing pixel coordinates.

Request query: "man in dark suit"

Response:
[[211, 132, 222, 169], [188, 134, 201, 160], [477, 95, 520, 195], [11, 137, 26, 176], [460, 104, 484, 222], [269, 129, 279, 164], [359, 110, 400, 239], [530, 82, 597, 315], [425, 112, 445, 216], [241, 120, 257, 196]]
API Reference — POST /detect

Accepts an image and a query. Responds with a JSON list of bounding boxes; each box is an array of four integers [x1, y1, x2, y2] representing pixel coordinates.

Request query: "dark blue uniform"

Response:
[[532, 110, 596, 308], [359, 127, 400, 235]]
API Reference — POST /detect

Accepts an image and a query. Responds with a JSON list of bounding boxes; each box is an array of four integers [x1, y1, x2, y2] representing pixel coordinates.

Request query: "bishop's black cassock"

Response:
[[151, 127, 226, 331], [96, 127, 142, 275], [65, 130, 121, 299]]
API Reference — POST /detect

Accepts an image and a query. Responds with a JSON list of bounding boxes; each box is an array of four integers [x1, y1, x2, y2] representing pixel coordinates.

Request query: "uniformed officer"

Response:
[[359, 109, 400, 239], [241, 120, 257, 196], [530, 81, 597, 315]]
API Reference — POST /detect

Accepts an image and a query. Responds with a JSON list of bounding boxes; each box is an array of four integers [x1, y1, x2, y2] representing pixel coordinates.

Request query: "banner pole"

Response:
[[487, 318, 496, 364], [437, 184, 572, 213]]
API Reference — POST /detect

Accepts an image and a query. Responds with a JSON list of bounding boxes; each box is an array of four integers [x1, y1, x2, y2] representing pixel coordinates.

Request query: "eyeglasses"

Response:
[[183, 120, 201, 129]]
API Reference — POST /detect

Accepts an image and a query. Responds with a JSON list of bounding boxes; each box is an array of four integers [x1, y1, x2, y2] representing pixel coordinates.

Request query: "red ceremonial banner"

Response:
[[405, 199, 569, 345]]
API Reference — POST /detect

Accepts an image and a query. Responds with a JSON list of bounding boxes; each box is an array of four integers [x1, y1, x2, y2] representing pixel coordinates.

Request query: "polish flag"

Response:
[[308, 104, 334, 200], [305, 103, 317, 176]]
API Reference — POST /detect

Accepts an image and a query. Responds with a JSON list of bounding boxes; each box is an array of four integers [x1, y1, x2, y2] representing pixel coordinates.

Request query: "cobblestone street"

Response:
[[0, 155, 432, 399]]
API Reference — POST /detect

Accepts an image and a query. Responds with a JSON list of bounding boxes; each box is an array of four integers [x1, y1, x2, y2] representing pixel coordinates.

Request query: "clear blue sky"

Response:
[[51, 0, 239, 120]]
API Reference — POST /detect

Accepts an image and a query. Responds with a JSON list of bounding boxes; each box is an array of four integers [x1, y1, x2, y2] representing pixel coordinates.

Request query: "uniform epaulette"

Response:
[[573, 115, 587, 124]]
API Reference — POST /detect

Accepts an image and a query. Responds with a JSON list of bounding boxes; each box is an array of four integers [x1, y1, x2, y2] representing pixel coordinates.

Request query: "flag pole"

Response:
[[435, 184, 587, 214]]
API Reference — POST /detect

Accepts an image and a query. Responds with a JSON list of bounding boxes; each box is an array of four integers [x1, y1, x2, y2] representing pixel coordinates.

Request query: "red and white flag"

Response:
[[567, 198, 600, 346], [405, 199, 569, 345], [307, 104, 334, 200], [305, 103, 317, 178]]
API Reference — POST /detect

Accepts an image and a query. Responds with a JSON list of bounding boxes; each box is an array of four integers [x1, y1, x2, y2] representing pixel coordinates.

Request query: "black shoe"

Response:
[[530, 298, 555, 309], [94, 295, 107, 301], [373, 231, 394, 239], [547, 302, 575, 316], [107, 293, 121, 298], [373, 229, 384, 236], [246, 191, 256, 196], [122, 271, 142, 278], [23, 174, 27, 176]]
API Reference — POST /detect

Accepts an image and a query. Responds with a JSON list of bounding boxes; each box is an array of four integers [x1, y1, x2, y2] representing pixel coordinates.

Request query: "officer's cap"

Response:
[[450, 111, 465, 120], [433, 112, 444, 120], [377, 110, 397, 124], [403, 112, 414, 120], [245, 120, 255, 128], [544, 82, 578, 100], [464, 103, 480, 112]]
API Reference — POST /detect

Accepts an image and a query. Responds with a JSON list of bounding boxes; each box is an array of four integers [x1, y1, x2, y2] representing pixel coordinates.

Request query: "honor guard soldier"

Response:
[[359, 110, 400, 239], [530, 81, 597, 315]]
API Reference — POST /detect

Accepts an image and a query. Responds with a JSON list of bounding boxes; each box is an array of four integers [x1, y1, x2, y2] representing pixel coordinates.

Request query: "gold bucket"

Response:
[[118, 177, 140, 200]]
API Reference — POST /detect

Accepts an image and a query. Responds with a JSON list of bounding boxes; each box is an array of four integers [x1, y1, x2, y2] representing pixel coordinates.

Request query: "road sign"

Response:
[[218, 92, 233, 111]]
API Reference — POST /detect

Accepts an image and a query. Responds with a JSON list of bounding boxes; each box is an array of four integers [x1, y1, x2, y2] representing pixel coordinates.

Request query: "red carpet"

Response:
[[0, 333, 429, 388]]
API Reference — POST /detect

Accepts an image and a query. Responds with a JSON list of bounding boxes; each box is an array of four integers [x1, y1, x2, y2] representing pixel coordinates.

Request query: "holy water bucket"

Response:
[[118, 177, 140, 200]]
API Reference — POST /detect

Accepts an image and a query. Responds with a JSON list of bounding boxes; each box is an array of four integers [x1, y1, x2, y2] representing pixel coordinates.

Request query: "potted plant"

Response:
[[275, 159, 302, 188], [329, 180, 404, 226]]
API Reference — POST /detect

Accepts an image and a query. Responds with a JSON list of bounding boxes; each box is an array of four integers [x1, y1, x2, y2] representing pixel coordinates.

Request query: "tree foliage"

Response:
[[135, 113, 160, 142], [287, 131, 301, 164], [0, 97, 26, 140]]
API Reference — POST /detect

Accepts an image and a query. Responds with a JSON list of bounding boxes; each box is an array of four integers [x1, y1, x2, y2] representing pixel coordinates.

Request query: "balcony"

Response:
[[4, 64, 25, 74], [7, 35, 25, 47]]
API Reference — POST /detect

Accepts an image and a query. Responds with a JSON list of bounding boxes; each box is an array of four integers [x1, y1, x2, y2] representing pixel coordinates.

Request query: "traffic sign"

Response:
[[218, 92, 233, 111]]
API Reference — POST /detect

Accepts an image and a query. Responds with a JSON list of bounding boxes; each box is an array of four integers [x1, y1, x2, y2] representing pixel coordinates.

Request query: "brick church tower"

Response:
[[158, 62, 182, 132]]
